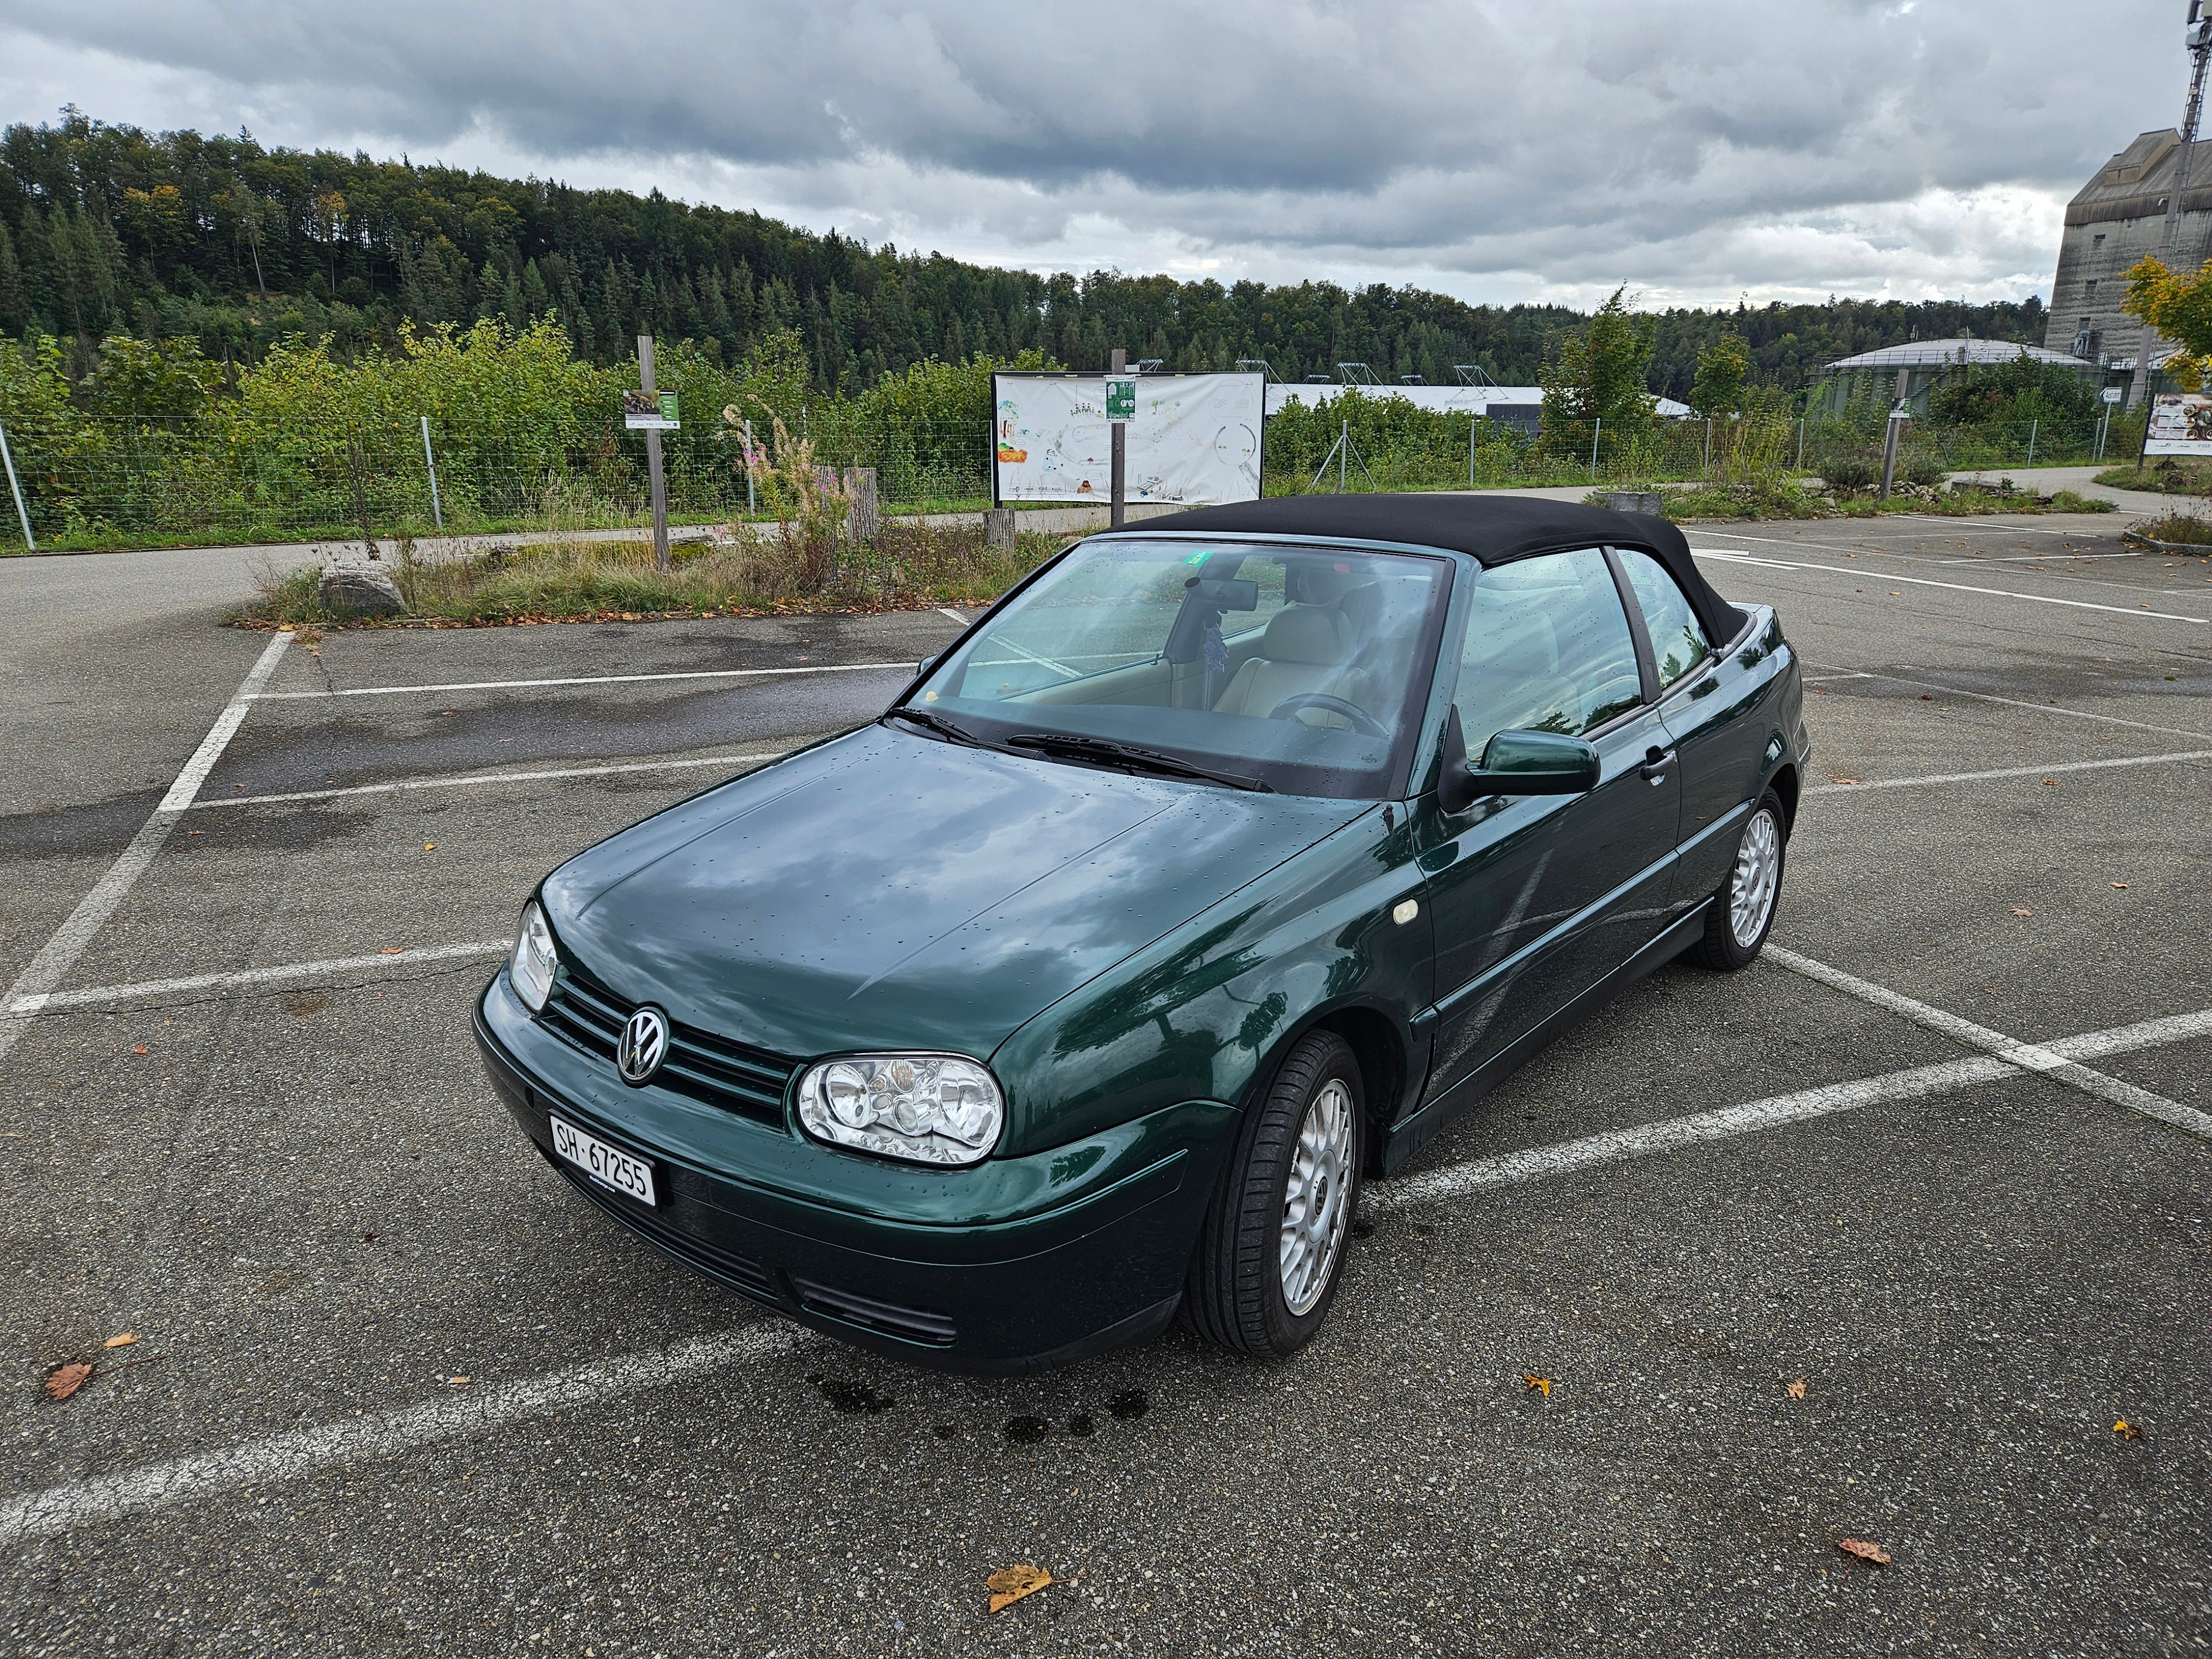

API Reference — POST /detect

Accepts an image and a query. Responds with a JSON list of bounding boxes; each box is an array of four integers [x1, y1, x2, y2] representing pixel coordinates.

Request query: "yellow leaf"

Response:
[[985, 1563, 1053, 1613], [1521, 1373, 1552, 1397], [450, 1376, 470, 1386], [103, 1333, 138, 1349], [2114, 1419, 2143, 1440], [423, 843, 436, 851], [379, 946, 404, 956], [1786, 1377, 1807, 1400]]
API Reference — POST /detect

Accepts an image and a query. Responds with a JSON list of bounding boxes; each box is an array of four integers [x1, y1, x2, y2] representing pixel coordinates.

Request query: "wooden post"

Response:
[[984, 507, 1016, 552], [1879, 366, 1909, 500], [1109, 347, 1126, 528], [844, 466, 879, 541], [639, 335, 670, 571]]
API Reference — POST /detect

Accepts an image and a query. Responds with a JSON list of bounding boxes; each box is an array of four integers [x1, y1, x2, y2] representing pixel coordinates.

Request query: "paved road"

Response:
[[1, 513, 2207, 1656]]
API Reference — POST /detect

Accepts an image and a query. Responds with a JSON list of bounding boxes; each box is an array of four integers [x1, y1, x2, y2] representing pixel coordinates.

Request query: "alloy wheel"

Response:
[[1279, 1079, 1355, 1316], [1730, 807, 1781, 948]]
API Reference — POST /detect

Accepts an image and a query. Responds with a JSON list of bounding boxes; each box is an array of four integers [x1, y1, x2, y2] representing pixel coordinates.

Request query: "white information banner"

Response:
[[2144, 392, 2212, 455], [992, 372, 1264, 506]]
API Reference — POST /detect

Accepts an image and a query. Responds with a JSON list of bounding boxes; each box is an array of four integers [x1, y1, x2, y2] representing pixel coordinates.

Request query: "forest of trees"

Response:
[[1, 110, 2052, 404]]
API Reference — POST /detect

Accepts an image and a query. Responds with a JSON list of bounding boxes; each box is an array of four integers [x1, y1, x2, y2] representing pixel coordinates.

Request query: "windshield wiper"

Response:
[[1004, 731, 1273, 792], [884, 706, 987, 748]]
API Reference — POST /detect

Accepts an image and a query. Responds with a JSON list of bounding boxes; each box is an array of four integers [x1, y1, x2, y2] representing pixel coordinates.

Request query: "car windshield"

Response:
[[900, 537, 1453, 799]]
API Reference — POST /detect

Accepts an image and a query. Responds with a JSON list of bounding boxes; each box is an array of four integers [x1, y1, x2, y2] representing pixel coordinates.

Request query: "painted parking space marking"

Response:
[[0, 1323, 812, 1550], [0, 631, 293, 1065], [185, 744, 806, 811], [1767, 947, 2212, 1139], [249, 660, 921, 700], [1694, 548, 2212, 624], [1806, 749, 2212, 796], [4, 989, 2205, 1549], [7, 941, 514, 1017], [1801, 665, 2212, 742]]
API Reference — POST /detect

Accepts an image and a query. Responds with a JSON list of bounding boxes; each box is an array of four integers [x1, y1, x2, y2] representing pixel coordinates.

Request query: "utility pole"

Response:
[[639, 335, 670, 571], [2132, 3, 2212, 407], [1109, 347, 1127, 529]]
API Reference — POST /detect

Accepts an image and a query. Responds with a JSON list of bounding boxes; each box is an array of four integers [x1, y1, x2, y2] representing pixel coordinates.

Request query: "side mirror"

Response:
[[916, 654, 938, 677], [1437, 708, 1599, 813]]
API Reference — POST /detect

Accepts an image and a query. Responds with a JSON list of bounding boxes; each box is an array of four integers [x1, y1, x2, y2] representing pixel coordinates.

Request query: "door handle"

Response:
[[1640, 746, 1677, 781]]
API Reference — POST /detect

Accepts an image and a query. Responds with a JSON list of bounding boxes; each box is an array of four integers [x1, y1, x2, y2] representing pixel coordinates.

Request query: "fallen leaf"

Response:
[[449, 1376, 470, 1386], [423, 842, 437, 852], [986, 1563, 1053, 1613], [132, 1045, 149, 1055], [1919, 693, 1934, 700], [2010, 907, 2033, 917], [1786, 1377, 1808, 1400], [2114, 1420, 2144, 1441], [103, 1333, 138, 1349], [2041, 778, 2057, 786], [1522, 1374, 1552, 1397], [2110, 881, 2130, 890], [1826, 774, 1860, 786], [1837, 1538, 1891, 1565], [44, 1363, 92, 1401], [379, 946, 404, 956]]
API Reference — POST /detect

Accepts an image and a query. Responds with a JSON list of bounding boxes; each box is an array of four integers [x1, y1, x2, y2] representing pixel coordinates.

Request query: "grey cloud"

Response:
[[0, 0, 2182, 303]]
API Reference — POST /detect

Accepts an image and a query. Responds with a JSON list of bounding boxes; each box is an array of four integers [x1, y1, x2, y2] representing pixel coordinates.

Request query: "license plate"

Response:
[[549, 1115, 658, 1207]]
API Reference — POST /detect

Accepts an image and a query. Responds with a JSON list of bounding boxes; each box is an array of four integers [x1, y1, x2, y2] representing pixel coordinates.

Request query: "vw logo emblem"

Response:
[[615, 1007, 669, 1086]]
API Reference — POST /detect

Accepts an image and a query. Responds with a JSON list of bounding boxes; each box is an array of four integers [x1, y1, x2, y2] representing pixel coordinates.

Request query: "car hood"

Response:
[[540, 723, 1368, 1061]]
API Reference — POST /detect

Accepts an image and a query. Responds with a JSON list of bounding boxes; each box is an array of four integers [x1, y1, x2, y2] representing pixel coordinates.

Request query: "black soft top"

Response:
[[1109, 493, 1749, 645]]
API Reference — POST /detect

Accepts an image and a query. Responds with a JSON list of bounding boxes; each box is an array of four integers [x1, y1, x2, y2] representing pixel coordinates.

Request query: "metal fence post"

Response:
[[420, 415, 444, 531], [1468, 418, 1475, 488], [1703, 416, 1713, 477], [0, 419, 32, 550], [2026, 418, 2038, 470], [1589, 416, 1601, 481], [745, 419, 758, 516], [1796, 417, 1806, 470]]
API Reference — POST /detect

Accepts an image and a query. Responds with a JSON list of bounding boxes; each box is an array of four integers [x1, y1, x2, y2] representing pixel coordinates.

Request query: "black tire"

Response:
[[1694, 788, 1787, 971], [1184, 1030, 1365, 1359]]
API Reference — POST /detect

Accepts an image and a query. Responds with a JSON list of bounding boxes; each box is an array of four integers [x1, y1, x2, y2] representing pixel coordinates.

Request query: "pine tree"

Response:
[[520, 258, 552, 322], [0, 219, 25, 335]]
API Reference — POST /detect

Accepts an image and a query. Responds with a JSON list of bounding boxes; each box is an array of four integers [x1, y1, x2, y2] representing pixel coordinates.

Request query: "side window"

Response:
[[1616, 548, 1712, 690], [1455, 549, 1644, 743]]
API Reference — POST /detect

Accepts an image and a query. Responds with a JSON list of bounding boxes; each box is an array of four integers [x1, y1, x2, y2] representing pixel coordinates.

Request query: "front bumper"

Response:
[[473, 972, 1235, 1372]]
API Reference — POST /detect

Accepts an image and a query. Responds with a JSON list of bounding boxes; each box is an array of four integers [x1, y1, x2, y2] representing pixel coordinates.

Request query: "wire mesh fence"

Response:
[[0, 405, 2146, 551]]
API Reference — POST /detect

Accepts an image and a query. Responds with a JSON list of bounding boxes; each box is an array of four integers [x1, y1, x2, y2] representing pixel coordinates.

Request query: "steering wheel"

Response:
[[1267, 693, 1389, 738]]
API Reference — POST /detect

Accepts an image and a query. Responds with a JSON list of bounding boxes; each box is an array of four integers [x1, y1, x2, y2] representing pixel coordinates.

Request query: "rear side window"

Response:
[[1454, 548, 1644, 742], [1616, 547, 1712, 689]]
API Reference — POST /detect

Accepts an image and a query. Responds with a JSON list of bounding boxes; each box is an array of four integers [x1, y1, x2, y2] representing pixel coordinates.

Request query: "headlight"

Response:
[[510, 900, 558, 1012], [796, 1054, 1003, 1166]]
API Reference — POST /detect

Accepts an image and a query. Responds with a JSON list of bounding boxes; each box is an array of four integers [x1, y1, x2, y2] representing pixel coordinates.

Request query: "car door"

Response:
[[1416, 547, 1681, 1098], [1613, 546, 1760, 912]]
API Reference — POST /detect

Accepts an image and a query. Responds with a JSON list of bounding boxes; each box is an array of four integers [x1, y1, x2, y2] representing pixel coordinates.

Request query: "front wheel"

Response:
[[1694, 789, 1786, 971], [1184, 1031, 1364, 1359]]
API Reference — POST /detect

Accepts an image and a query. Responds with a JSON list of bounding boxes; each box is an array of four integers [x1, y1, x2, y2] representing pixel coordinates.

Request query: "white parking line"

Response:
[[7, 942, 514, 1016], [249, 661, 917, 700], [1804, 665, 2212, 742], [0, 1324, 811, 1550], [0, 632, 292, 1065], [1767, 947, 2212, 1138], [938, 608, 968, 625], [4, 991, 2204, 1547], [185, 745, 804, 811], [1806, 749, 2212, 796], [1693, 548, 2211, 625]]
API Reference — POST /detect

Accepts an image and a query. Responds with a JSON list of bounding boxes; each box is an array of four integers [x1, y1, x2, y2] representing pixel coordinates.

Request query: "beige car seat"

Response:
[[1213, 606, 1359, 724]]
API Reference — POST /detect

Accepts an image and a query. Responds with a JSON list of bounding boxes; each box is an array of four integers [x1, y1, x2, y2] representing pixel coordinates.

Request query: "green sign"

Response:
[[658, 390, 680, 427], [1104, 377, 1136, 421]]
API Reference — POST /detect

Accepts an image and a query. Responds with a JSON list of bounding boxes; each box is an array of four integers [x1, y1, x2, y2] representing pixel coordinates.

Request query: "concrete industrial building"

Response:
[[2044, 128, 2212, 389]]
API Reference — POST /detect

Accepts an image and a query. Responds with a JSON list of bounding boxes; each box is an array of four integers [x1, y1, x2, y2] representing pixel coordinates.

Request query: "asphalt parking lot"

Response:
[[3, 509, 2209, 1657]]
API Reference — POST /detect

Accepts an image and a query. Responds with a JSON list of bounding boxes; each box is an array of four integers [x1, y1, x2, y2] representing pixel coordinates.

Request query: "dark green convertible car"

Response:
[[474, 496, 1808, 1371]]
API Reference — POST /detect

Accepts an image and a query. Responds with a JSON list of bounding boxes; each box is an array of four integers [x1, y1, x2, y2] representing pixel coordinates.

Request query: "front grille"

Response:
[[541, 967, 797, 1127], [791, 1277, 958, 1347]]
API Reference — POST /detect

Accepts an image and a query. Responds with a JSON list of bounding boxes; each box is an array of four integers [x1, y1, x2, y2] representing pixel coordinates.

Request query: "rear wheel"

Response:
[[1694, 789, 1786, 970], [1185, 1031, 1364, 1359]]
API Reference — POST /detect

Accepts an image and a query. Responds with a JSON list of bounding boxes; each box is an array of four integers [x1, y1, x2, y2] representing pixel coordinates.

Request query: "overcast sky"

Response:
[[0, 1, 2192, 310]]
